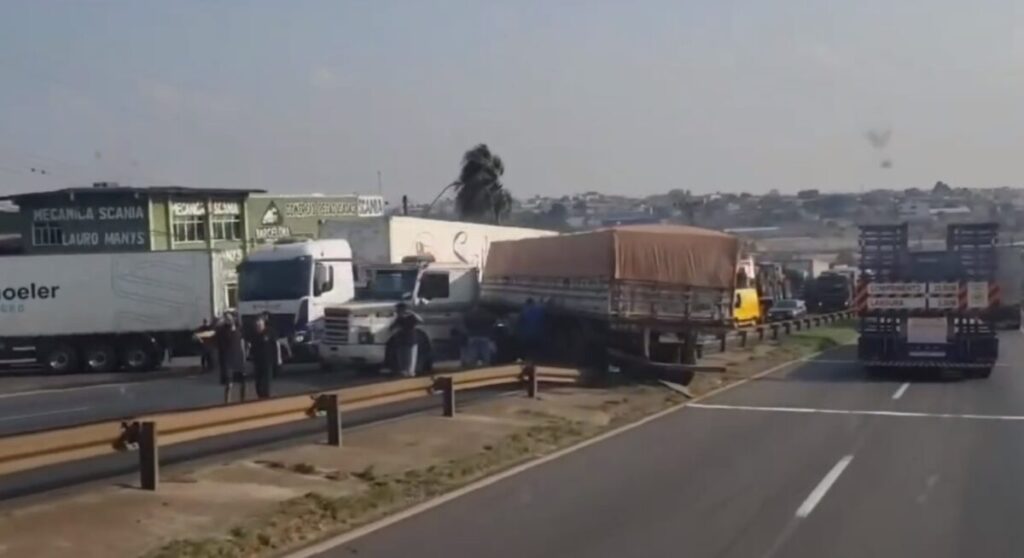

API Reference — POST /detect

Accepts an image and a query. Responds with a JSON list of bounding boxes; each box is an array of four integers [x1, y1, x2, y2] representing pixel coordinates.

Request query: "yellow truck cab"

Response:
[[734, 287, 762, 327]]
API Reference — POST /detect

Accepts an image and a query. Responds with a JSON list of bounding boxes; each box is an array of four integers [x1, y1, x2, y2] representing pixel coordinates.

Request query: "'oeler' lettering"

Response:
[[0, 283, 59, 301]]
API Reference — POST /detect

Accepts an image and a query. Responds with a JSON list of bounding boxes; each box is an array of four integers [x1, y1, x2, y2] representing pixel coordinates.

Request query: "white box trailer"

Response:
[[320, 216, 555, 282], [0, 251, 216, 373]]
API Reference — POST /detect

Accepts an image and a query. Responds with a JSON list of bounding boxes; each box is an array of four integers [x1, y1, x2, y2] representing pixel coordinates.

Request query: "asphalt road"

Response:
[[311, 332, 1024, 558], [0, 363, 368, 436]]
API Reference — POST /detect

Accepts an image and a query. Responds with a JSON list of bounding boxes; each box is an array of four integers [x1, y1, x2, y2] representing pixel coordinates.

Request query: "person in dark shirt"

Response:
[[389, 302, 424, 377], [193, 318, 217, 372], [215, 312, 247, 403], [516, 298, 547, 362], [249, 316, 279, 399]]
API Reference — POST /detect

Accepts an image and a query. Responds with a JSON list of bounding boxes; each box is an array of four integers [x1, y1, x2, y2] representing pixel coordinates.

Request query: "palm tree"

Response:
[[452, 144, 512, 223]]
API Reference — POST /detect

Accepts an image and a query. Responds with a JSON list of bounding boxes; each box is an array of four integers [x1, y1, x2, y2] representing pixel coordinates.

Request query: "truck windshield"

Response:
[[359, 269, 418, 301], [238, 258, 312, 301]]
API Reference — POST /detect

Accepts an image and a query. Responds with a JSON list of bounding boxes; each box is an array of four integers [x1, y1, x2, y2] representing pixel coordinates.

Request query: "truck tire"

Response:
[[119, 340, 155, 372], [42, 342, 79, 374], [83, 342, 117, 373]]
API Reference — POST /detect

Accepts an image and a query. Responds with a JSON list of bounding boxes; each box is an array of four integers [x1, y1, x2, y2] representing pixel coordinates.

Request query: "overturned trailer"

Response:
[[480, 225, 741, 369]]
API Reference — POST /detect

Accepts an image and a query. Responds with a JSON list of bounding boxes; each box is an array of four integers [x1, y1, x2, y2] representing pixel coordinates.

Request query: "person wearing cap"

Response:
[[389, 302, 423, 377]]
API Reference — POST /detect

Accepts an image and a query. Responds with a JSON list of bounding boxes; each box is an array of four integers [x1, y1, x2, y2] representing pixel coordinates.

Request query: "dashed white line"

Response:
[[892, 382, 910, 400], [0, 406, 91, 422], [688, 402, 1024, 422], [795, 455, 854, 518]]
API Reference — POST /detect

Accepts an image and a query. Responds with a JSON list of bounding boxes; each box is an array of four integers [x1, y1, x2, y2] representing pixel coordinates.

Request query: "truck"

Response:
[[480, 224, 742, 369], [0, 251, 218, 373], [808, 270, 855, 313], [240, 217, 553, 362], [317, 218, 555, 372], [320, 216, 555, 286], [856, 222, 999, 377], [236, 239, 355, 359], [991, 245, 1024, 329]]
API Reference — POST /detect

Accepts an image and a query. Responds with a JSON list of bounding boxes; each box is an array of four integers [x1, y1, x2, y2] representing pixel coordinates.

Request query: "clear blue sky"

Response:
[[0, 0, 1022, 200]]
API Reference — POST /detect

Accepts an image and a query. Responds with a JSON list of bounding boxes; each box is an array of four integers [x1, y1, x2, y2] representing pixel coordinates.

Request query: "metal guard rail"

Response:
[[0, 364, 580, 486]]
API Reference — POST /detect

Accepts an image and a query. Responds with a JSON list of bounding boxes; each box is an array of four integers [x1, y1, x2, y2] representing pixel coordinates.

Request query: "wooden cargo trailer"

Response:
[[481, 225, 740, 369]]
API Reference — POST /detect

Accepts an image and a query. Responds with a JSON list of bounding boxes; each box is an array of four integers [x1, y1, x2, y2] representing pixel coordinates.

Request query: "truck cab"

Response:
[[237, 239, 355, 359], [320, 259, 478, 373]]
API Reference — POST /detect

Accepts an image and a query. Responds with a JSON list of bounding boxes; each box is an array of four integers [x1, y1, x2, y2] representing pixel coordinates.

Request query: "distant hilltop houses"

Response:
[[410, 182, 1024, 238]]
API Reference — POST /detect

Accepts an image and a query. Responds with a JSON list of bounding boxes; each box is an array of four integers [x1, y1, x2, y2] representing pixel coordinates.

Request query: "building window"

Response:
[[211, 213, 242, 241], [172, 214, 206, 243], [225, 283, 238, 309], [32, 222, 64, 246]]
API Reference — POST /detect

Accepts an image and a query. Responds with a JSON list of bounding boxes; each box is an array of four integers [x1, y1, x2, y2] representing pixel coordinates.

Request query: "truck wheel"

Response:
[[120, 341, 155, 372], [43, 343, 79, 374], [83, 343, 117, 373]]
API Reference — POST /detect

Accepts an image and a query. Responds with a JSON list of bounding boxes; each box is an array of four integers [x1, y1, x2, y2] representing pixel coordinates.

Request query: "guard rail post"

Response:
[[440, 377, 456, 417], [524, 364, 538, 399], [718, 333, 727, 352], [794, 319, 802, 331], [803, 318, 811, 329], [783, 323, 792, 335], [324, 394, 342, 447], [757, 327, 765, 341], [813, 317, 821, 327], [739, 330, 748, 348], [139, 421, 159, 491], [771, 324, 779, 340]]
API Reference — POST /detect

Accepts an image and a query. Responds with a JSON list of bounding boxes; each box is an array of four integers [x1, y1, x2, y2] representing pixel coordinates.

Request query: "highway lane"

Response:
[[310, 332, 1024, 558], [0, 365, 366, 436]]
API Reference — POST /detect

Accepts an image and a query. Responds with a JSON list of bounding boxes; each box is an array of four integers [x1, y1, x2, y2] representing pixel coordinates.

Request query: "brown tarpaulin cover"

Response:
[[483, 225, 739, 290]]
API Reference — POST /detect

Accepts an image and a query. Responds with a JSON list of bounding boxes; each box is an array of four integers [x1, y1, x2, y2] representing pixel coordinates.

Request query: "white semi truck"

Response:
[[0, 251, 219, 373], [317, 218, 554, 372], [236, 239, 355, 359]]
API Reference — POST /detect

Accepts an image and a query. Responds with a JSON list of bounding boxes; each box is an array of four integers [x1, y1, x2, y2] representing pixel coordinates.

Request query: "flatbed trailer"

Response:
[[856, 222, 1000, 377]]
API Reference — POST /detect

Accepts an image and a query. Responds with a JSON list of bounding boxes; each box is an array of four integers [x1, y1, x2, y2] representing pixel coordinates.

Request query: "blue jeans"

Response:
[[461, 336, 494, 368]]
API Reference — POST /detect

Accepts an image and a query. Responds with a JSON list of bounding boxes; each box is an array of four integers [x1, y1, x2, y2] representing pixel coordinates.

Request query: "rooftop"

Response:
[[0, 182, 265, 202]]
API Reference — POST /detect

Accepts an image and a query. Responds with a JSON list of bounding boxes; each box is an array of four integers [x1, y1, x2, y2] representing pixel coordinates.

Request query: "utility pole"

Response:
[[377, 170, 382, 195]]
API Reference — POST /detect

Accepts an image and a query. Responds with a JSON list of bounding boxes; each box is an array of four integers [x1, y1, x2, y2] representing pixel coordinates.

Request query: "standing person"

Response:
[[516, 297, 546, 363], [461, 304, 496, 368], [389, 302, 423, 377], [260, 311, 284, 378], [193, 318, 216, 372], [215, 312, 247, 403], [249, 316, 278, 399]]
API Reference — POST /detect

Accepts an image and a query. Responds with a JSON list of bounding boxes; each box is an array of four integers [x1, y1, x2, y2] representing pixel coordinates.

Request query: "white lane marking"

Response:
[[795, 455, 854, 518], [0, 406, 91, 422], [892, 382, 910, 400], [0, 382, 130, 400], [688, 402, 1024, 422], [799, 358, 1009, 368], [285, 349, 837, 557]]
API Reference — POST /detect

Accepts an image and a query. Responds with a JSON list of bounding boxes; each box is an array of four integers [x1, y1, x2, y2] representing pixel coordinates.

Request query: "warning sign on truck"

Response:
[[867, 297, 927, 309], [867, 283, 926, 295]]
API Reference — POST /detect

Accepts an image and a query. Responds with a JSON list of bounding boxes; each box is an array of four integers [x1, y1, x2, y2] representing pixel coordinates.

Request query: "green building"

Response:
[[0, 183, 385, 308]]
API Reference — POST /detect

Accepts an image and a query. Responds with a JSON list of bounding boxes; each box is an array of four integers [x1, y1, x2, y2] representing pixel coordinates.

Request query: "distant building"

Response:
[[0, 183, 383, 309]]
